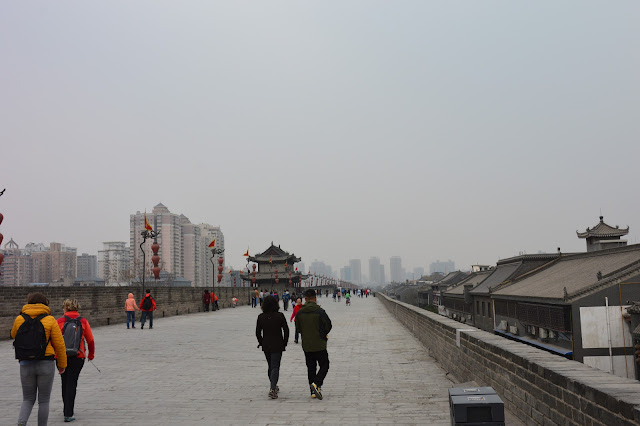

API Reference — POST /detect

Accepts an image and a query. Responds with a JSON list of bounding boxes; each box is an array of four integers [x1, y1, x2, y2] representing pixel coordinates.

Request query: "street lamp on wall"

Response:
[[139, 213, 160, 296], [209, 237, 224, 311]]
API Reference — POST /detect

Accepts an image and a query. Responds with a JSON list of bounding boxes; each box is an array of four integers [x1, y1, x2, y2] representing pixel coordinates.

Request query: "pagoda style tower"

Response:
[[577, 216, 629, 252], [241, 243, 306, 288]]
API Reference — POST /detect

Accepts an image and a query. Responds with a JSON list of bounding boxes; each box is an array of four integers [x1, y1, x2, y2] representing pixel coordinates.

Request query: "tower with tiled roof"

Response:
[[577, 216, 629, 252], [241, 243, 306, 288]]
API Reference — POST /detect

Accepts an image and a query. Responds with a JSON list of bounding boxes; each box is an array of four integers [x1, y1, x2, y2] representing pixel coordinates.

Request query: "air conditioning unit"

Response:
[[467, 315, 472, 321], [452, 313, 457, 319], [548, 330, 556, 339], [498, 320, 508, 331], [508, 326, 518, 335], [539, 328, 548, 339], [530, 326, 537, 335]]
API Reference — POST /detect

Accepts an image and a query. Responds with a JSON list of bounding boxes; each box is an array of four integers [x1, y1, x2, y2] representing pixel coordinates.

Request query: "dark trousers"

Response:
[[204, 303, 210, 312], [304, 349, 329, 388], [126, 311, 135, 328], [61, 357, 84, 417], [283, 300, 289, 311], [141, 310, 153, 327], [264, 352, 282, 390]]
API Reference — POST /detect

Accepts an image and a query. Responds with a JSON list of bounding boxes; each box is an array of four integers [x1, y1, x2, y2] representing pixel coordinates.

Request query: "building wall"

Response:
[[472, 295, 494, 332], [0, 286, 253, 341], [0, 251, 36, 286], [378, 294, 640, 426], [77, 253, 97, 279], [390, 256, 402, 282], [368, 257, 381, 285], [349, 259, 361, 284], [98, 242, 130, 285]]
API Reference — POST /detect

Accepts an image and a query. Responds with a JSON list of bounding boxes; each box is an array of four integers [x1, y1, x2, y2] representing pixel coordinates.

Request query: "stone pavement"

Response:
[[0, 295, 520, 425]]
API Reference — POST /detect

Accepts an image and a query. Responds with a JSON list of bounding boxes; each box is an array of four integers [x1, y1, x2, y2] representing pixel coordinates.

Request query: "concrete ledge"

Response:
[[378, 294, 640, 426], [1, 286, 253, 339]]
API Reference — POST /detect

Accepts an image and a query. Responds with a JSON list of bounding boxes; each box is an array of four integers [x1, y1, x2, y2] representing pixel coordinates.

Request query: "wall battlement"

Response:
[[1, 286, 252, 339], [378, 294, 640, 426]]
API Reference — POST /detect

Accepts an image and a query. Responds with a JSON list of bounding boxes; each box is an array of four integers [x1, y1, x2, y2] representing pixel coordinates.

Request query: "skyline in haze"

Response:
[[1, 2, 638, 276]]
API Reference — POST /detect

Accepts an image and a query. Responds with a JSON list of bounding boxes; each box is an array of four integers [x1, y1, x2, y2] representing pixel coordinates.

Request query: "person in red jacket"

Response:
[[290, 298, 302, 344], [203, 290, 211, 312], [57, 298, 95, 423], [139, 290, 157, 329]]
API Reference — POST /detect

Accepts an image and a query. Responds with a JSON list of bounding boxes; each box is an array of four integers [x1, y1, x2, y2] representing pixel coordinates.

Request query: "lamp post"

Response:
[[210, 245, 224, 311], [139, 214, 160, 296], [0, 189, 5, 275]]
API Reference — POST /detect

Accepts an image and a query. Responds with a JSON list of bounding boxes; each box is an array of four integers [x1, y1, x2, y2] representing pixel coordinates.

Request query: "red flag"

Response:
[[269, 256, 273, 263], [243, 248, 249, 257], [144, 213, 153, 231], [295, 267, 298, 271], [284, 261, 288, 267], [209, 238, 216, 248]]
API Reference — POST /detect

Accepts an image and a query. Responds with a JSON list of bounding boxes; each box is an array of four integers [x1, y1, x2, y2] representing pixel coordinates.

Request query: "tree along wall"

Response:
[[378, 294, 640, 426], [1, 286, 253, 340]]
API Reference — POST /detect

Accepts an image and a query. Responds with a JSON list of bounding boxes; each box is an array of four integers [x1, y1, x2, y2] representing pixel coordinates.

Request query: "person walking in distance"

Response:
[[124, 293, 139, 329], [139, 290, 156, 329], [252, 289, 259, 308], [295, 289, 332, 400], [256, 296, 289, 399], [57, 299, 95, 422], [282, 290, 291, 311], [203, 289, 211, 312], [290, 298, 302, 344], [11, 292, 67, 426]]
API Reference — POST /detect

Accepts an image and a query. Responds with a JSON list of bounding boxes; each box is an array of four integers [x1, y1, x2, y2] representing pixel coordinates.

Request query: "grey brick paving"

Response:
[[0, 296, 519, 425]]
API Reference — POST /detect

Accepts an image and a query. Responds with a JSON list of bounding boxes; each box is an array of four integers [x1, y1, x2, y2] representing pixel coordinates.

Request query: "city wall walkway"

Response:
[[0, 296, 516, 425]]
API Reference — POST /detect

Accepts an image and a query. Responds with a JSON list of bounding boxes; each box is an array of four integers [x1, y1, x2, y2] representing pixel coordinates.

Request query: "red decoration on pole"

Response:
[[275, 278, 279, 284], [0, 253, 4, 269], [217, 274, 223, 283], [0, 212, 3, 226], [152, 266, 161, 279], [0, 232, 3, 246], [151, 242, 160, 279]]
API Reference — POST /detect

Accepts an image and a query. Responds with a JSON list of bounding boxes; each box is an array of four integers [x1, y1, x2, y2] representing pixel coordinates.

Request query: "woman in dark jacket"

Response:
[[256, 295, 289, 399]]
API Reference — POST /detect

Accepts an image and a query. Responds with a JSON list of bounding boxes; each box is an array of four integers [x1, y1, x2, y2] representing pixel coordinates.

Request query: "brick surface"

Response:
[[0, 295, 473, 425]]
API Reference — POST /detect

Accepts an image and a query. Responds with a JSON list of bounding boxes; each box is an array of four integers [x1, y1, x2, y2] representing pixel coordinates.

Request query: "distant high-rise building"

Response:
[[429, 259, 455, 275], [77, 253, 97, 280], [380, 264, 385, 284], [310, 260, 333, 278], [368, 257, 381, 285], [413, 267, 425, 279], [98, 242, 130, 285], [340, 266, 351, 282], [130, 203, 224, 287], [30, 242, 77, 283], [390, 256, 402, 282], [349, 259, 362, 284], [296, 262, 306, 274], [0, 239, 37, 286]]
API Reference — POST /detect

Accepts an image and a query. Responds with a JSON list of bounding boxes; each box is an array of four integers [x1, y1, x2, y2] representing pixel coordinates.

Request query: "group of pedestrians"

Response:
[[124, 289, 157, 329], [256, 289, 332, 401], [11, 293, 95, 425], [201, 289, 219, 312]]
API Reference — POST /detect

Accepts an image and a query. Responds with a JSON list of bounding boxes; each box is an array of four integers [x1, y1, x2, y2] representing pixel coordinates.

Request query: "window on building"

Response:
[[482, 302, 486, 317], [476, 301, 480, 315], [488, 302, 492, 318]]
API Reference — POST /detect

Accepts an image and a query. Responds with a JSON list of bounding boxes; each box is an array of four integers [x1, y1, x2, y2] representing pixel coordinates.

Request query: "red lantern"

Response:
[[0, 212, 3, 225], [252, 264, 256, 271], [289, 279, 292, 285], [152, 266, 161, 280], [0, 252, 4, 269], [218, 257, 224, 265], [275, 278, 279, 284], [251, 277, 256, 285], [217, 274, 223, 283], [218, 266, 223, 274], [0, 232, 3, 246]]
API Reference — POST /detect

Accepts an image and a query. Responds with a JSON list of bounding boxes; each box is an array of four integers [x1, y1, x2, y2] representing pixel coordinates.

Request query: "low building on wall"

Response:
[[490, 244, 640, 380], [420, 271, 468, 311], [441, 269, 493, 324], [468, 253, 561, 332], [240, 243, 305, 289]]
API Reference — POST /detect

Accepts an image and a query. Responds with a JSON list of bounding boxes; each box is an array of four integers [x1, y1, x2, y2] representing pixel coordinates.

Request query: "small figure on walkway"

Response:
[[282, 290, 291, 311], [290, 298, 302, 343], [124, 292, 140, 329], [139, 290, 157, 329], [212, 292, 219, 311], [232, 297, 238, 308], [256, 296, 289, 400], [259, 290, 264, 307], [252, 289, 259, 308], [332, 291, 337, 302], [295, 289, 332, 400], [345, 291, 351, 306], [337, 292, 341, 302], [203, 289, 211, 312], [57, 298, 95, 423], [11, 292, 67, 426]]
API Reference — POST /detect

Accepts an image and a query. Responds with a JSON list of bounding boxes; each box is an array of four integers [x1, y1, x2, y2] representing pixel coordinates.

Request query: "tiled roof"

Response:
[[248, 244, 301, 263], [469, 262, 522, 295], [492, 245, 640, 301], [576, 216, 629, 238], [435, 271, 467, 285], [633, 323, 640, 338], [446, 270, 493, 295]]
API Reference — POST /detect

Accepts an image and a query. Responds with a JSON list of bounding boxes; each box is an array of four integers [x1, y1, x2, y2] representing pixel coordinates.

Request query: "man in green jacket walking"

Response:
[[295, 289, 332, 400]]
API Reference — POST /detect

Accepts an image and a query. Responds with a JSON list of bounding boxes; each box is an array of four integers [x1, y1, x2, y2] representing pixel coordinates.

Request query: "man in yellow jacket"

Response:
[[11, 292, 67, 426]]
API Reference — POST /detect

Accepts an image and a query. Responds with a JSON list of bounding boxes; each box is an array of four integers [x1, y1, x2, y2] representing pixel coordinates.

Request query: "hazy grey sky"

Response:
[[1, 2, 639, 275]]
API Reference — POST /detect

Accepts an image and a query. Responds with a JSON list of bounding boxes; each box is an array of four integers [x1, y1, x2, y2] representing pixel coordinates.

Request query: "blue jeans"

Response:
[[141, 311, 153, 328], [126, 311, 136, 328]]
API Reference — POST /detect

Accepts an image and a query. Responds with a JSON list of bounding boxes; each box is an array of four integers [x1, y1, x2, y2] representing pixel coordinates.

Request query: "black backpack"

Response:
[[14, 313, 49, 360], [142, 296, 153, 310], [62, 316, 84, 357]]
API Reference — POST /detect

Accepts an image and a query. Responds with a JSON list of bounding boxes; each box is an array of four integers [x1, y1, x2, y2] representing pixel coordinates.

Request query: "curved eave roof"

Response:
[[577, 217, 629, 238]]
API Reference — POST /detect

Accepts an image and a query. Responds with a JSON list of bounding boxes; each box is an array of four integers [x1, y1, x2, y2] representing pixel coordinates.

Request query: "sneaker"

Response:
[[141, 324, 144, 329], [275, 386, 279, 393], [64, 417, 75, 422], [268, 389, 278, 399], [132, 326, 136, 329], [310, 383, 323, 400], [294, 340, 299, 344]]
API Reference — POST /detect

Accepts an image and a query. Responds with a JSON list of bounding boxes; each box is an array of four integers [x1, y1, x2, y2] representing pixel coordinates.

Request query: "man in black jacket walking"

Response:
[[295, 289, 332, 400]]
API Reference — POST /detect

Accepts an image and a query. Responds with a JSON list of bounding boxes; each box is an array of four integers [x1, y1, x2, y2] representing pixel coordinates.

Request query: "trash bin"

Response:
[[448, 387, 505, 425]]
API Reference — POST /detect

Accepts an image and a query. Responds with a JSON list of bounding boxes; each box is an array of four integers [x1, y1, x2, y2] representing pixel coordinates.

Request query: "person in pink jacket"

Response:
[[290, 298, 303, 344], [124, 293, 140, 329]]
